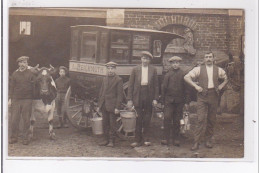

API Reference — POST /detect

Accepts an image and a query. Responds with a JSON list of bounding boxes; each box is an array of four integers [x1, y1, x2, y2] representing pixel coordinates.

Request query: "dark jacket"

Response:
[[161, 67, 190, 104], [127, 65, 159, 107], [98, 74, 124, 113], [55, 76, 71, 93], [9, 69, 36, 99]]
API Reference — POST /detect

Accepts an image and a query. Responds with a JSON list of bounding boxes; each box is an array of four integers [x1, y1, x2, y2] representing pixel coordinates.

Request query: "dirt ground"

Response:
[[8, 109, 244, 158]]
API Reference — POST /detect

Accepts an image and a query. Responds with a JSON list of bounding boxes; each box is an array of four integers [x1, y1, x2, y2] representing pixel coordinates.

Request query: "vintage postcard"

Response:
[[2, 0, 258, 173]]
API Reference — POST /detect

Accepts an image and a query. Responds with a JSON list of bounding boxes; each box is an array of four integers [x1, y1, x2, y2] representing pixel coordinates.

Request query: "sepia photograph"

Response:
[[7, 7, 246, 158], [2, 0, 259, 172]]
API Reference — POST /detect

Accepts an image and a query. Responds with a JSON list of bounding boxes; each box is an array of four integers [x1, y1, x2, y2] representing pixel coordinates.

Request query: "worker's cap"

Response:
[[168, 56, 182, 62], [105, 61, 118, 68], [17, 56, 29, 63], [59, 66, 68, 72], [141, 51, 153, 59]]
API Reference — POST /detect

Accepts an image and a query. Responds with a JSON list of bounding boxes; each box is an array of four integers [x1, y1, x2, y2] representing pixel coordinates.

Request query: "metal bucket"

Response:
[[91, 117, 103, 135], [120, 111, 136, 133]]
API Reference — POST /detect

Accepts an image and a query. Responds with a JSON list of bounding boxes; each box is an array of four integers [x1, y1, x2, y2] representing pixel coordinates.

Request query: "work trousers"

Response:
[[56, 93, 67, 121], [102, 107, 117, 141], [135, 86, 152, 143], [163, 102, 184, 141], [10, 99, 33, 140], [194, 89, 218, 143]]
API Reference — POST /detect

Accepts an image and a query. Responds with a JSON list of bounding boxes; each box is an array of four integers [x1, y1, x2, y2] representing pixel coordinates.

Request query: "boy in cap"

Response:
[[9, 56, 36, 145], [161, 56, 190, 146], [97, 62, 123, 147], [127, 51, 159, 147], [55, 66, 71, 128]]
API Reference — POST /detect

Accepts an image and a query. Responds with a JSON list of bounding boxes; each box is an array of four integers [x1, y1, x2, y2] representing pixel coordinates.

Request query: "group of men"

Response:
[[9, 56, 70, 145], [9, 50, 228, 151], [98, 51, 228, 151]]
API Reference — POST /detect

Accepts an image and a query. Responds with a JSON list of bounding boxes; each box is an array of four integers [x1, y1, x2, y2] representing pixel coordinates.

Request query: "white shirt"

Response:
[[206, 66, 214, 88], [186, 65, 227, 88], [141, 66, 148, 85]]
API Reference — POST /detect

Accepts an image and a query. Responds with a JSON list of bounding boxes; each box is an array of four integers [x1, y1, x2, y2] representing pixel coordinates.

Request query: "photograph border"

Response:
[[2, 0, 259, 172]]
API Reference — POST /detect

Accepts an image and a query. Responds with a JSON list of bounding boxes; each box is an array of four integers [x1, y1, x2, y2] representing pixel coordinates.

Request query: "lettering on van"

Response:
[[69, 62, 106, 75]]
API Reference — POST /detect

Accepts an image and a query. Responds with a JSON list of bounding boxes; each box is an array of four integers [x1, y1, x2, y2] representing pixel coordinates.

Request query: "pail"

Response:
[[91, 117, 103, 135], [120, 111, 136, 133]]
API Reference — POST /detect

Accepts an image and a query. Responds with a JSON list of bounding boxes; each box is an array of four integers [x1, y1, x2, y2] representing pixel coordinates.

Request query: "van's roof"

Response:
[[71, 25, 184, 39]]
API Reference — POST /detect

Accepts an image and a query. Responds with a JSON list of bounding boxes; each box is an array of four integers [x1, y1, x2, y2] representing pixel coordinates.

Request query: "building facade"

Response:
[[9, 8, 244, 72]]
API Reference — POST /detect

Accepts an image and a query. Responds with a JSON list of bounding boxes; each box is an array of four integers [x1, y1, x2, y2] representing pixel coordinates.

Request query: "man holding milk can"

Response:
[[161, 56, 190, 146], [97, 62, 124, 147], [127, 51, 159, 148]]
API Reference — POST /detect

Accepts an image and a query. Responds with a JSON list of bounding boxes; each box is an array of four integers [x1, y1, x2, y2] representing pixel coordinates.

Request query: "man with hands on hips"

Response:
[[97, 62, 123, 147], [184, 51, 228, 151], [127, 51, 159, 148]]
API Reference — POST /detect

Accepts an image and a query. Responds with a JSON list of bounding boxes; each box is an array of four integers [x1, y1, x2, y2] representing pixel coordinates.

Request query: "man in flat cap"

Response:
[[97, 62, 123, 147], [55, 66, 71, 128], [161, 56, 190, 146], [127, 51, 159, 147], [184, 51, 228, 150], [9, 56, 36, 145]]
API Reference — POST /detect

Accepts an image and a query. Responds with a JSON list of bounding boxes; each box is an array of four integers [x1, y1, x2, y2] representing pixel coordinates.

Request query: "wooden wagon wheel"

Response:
[[64, 86, 92, 130]]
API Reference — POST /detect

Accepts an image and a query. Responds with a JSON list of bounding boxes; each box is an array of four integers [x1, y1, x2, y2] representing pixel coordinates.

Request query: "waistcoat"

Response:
[[198, 65, 219, 89]]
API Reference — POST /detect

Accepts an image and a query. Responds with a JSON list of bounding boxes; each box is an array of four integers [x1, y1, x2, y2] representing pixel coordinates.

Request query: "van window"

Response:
[[71, 30, 79, 60], [99, 32, 108, 63], [80, 32, 97, 62], [153, 40, 162, 57], [131, 34, 150, 64], [110, 32, 131, 64]]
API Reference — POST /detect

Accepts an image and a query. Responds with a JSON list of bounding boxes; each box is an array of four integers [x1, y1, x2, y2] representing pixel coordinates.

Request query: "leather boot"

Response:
[[22, 135, 30, 145], [161, 140, 169, 145], [63, 117, 69, 128], [173, 139, 180, 147], [191, 142, 199, 151], [144, 138, 151, 146], [205, 140, 213, 148], [130, 142, 142, 148], [9, 138, 18, 144], [99, 139, 109, 146], [106, 138, 114, 147], [22, 139, 30, 145]]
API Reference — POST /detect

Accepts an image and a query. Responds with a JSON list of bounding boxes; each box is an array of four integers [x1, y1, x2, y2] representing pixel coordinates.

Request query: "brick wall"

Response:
[[121, 10, 244, 113], [228, 16, 244, 56], [122, 10, 244, 65]]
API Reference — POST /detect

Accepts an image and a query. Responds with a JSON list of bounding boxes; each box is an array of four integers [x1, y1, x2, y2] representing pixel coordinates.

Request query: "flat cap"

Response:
[[105, 61, 118, 68], [168, 56, 182, 62], [17, 56, 29, 62], [141, 51, 153, 59], [59, 66, 68, 72]]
